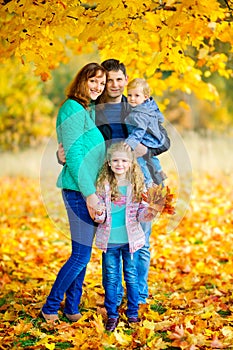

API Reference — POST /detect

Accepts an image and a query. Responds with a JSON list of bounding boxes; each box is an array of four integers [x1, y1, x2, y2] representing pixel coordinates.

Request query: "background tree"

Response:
[[0, 59, 54, 151]]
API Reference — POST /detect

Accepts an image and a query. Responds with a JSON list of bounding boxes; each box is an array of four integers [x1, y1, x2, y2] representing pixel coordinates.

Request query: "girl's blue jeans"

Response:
[[102, 244, 139, 319], [113, 222, 151, 305], [42, 189, 95, 315]]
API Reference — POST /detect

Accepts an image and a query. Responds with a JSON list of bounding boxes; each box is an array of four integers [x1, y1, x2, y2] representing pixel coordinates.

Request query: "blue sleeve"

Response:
[[125, 112, 149, 150]]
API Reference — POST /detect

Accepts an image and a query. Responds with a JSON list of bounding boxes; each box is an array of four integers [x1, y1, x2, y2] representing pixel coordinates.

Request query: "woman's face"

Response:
[[87, 71, 106, 100]]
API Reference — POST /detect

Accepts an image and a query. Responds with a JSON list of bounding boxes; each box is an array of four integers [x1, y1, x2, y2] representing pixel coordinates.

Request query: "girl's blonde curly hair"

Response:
[[96, 142, 145, 202]]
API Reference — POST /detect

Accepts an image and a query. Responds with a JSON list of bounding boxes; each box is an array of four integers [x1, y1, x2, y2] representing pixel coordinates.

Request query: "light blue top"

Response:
[[109, 186, 128, 244]]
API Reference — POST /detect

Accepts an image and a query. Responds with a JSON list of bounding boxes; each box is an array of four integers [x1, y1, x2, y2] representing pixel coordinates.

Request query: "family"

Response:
[[41, 59, 170, 332]]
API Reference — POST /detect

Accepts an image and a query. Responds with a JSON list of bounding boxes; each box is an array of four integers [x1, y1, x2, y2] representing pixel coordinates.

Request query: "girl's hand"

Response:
[[86, 193, 105, 220], [144, 207, 158, 221]]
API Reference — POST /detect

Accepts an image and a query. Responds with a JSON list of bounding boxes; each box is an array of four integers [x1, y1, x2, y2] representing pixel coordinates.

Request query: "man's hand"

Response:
[[134, 143, 147, 158], [57, 143, 66, 164], [123, 142, 132, 152], [123, 142, 147, 157]]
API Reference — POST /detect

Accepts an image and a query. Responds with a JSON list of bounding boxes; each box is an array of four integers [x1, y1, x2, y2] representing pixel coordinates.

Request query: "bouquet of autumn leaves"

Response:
[[142, 185, 176, 216]]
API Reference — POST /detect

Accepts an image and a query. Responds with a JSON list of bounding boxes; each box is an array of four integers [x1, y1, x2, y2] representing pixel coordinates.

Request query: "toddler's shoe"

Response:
[[153, 171, 167, 185], [105, 317, 119, 331]]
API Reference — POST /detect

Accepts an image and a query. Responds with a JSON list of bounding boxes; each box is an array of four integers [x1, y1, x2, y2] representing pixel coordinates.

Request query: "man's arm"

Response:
[[56, 143, 66, 165]]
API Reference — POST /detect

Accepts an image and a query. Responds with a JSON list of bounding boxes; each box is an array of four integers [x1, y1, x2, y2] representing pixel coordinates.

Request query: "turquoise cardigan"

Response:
[[56, 99, 105, 197]]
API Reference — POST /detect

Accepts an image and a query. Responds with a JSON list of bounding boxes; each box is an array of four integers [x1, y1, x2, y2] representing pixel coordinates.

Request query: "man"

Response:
[[96, 59, 151, 305], [58, 59, 165, 304]]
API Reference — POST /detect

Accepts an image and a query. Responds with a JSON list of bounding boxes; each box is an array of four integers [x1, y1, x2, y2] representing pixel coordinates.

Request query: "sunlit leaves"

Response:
[[0, 0, 232, 103], [1, 172, 233, 348]]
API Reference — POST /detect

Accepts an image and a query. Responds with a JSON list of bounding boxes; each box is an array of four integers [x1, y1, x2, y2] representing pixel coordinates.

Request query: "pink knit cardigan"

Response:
[[95, 183, 154, 253]]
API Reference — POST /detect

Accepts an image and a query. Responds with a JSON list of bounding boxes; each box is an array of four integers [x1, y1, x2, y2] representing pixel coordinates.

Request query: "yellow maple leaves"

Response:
[[0, 0, 232, 107]]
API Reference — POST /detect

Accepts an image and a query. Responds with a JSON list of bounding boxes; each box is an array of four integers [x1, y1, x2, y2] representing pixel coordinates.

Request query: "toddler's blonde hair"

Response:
[[127, 78, 150, 97], [96, 142, 145, 202]]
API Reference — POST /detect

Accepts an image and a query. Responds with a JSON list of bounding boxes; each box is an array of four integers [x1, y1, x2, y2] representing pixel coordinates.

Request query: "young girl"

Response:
[[94, 142, 157, 332]]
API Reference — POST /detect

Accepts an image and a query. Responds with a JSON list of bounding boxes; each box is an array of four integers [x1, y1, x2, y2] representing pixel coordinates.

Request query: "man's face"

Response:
[[105, 70, 128, 102]]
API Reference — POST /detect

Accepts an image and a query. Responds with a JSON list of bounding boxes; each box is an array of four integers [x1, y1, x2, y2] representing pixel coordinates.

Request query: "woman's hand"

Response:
[[86, 193, 105, 220]]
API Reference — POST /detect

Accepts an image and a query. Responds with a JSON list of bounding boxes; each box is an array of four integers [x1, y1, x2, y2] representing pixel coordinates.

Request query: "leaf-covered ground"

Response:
[[0, 173, 233, 350]]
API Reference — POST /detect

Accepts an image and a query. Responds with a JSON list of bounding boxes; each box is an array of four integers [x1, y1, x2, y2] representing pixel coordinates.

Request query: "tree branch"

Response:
[[222, 0, 233, 10]]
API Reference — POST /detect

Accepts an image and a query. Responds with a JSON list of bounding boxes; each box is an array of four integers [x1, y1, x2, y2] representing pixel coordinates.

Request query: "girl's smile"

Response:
[[108, 151, 132, 180]]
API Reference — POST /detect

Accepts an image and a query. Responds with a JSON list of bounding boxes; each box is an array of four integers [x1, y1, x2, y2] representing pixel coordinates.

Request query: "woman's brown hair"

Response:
[[66, 63, 107, 109]]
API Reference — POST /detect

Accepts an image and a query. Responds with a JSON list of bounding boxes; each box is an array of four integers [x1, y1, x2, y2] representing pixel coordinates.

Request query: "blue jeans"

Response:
[[136, 221, 151, 303], [102, 244, 139, 318], [137, 156, 162, 186], [112, 222, 151, 305], [42, 190, 95, 315]]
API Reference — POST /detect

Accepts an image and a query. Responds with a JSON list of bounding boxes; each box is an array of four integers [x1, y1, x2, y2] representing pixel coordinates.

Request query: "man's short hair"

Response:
[[101, 59, 127, 76]]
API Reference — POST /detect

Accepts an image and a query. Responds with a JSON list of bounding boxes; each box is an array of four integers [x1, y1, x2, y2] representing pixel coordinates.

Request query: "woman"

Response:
[[41, 63, 107, 323]]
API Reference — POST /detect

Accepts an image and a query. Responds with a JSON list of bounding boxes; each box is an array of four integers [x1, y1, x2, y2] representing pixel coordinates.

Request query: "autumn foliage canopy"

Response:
[[0, 0, 232, 100], [0, 0, 233, 150]]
